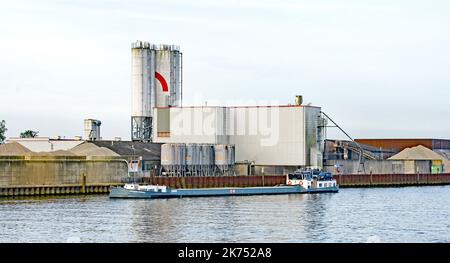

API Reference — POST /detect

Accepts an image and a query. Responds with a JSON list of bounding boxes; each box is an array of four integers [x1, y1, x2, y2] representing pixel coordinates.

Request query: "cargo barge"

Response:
[[109, 169, 339, 199]]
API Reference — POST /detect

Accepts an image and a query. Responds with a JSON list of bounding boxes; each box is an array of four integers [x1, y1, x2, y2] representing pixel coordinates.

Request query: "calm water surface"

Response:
[[1, 186, 450, 243]]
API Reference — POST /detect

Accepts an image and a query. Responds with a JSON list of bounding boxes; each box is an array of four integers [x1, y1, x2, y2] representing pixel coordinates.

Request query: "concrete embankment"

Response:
[[0, 156, 127, 197], [334, 173, 450, 187]]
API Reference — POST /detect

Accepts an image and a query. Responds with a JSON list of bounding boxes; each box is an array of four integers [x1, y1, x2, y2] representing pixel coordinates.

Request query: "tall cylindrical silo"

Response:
[[131, 40, 155, 141], [155, 45, 182, 107], [131, 41, 182, 141]]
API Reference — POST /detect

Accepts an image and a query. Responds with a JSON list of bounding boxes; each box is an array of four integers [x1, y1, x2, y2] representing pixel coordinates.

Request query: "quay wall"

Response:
[[144, 173, 450, 189], [0, 156, 127, 197], [334, 173, 450, 187], [2, 160, 450, 197]]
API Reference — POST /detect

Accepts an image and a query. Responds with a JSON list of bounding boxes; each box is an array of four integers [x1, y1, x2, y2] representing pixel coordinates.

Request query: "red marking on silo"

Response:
[[155, 72, 169, 92]]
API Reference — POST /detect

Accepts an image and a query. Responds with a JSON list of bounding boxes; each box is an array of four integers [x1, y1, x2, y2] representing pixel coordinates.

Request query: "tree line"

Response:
[[0, 120, 39, 144]]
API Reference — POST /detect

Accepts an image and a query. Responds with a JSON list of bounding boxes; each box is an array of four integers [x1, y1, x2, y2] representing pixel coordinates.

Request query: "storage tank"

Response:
[[186, 144, 194, 166], [213, 144, 235, 175], [226, 145, 235, 175], [227, 145, 235, 166], [172, 143, 185, 176], [155, 45, 182, 107], [214, 144, 227, 175], [131, 41, 155, 141], [131, 41, 155, 118], [186, 143, 201, 173], [202, 144, 215, 176], [174, 143, 186, 166], [161, 143, 174, 165], [161, 143, 175, 173], [214, 144, 228, 166]]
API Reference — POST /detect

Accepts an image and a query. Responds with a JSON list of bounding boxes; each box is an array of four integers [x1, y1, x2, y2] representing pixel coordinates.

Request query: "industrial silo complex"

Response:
[[131, 41, 182, 142], [129, 40, 327, 176]]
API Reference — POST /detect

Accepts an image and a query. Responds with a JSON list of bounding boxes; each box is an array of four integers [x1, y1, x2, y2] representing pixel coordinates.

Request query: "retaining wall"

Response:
[[0, 156, 127, 196], [145, 173, 450, 189]]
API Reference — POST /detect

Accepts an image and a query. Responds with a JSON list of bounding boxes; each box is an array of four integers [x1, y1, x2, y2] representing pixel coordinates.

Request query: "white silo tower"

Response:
[[155, 44, 182, 107], [131, 40, 182, 141]]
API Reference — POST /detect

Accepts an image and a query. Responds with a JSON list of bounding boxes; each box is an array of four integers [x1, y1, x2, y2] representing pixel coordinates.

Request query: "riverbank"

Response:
[[1, 173, 450, 197]]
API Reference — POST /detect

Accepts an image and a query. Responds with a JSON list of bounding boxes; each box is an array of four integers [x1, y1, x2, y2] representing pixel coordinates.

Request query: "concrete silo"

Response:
[[131, 41, 182, 141], [155, 44, 182, 107]]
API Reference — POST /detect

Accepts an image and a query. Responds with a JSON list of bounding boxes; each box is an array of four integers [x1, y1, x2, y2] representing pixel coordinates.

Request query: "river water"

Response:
[[1, 186, 450, 243]]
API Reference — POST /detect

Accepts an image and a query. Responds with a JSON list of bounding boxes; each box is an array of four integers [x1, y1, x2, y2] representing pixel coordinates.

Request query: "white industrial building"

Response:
[[153, 105, 325, 168]]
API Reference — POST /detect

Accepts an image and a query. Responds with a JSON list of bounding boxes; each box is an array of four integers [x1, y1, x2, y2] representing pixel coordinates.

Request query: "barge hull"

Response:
[[109, 185, 338, 199]]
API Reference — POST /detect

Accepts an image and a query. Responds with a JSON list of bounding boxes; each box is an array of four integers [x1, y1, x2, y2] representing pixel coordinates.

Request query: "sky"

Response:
[[1, 0, 449, 140]]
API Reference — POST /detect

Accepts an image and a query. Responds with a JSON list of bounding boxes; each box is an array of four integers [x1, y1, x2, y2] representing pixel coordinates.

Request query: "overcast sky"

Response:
[[1, 0, 449, 140]]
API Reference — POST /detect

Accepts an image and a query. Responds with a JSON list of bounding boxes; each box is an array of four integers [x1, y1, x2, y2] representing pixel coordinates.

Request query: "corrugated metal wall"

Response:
[[230, 106, 306, 166], [153, 106, 321, 167]]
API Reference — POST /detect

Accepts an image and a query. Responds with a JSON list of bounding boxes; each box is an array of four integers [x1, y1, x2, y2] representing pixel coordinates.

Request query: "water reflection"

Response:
[[1, 187, 450, 242], [301, 194, 329, 242]]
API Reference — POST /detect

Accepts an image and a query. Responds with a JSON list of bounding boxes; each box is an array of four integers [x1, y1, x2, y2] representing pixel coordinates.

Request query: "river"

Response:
[[1, 186, 449, 243]]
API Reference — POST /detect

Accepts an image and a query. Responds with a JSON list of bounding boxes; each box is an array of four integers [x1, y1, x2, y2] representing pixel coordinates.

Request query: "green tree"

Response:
[[20, 130, 39, 138], [0, 120, 6, 144]]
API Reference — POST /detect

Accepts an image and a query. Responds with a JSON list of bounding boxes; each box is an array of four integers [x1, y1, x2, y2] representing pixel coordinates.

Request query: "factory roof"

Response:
[[355, 138, 450, 151], [91, 141, 161, 161]]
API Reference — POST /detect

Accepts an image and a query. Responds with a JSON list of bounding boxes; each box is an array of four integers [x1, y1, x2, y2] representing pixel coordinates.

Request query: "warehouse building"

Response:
[[152, 104, 325, 171], [388, 145, 450, 174]]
